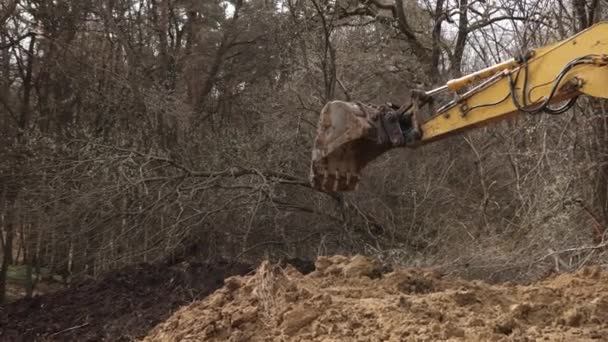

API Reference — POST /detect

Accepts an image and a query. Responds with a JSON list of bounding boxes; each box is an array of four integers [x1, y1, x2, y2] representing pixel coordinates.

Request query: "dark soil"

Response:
[[0, 260, 253, 341]]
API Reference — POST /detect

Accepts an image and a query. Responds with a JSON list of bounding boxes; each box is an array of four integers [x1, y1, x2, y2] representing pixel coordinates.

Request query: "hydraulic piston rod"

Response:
[[424, 58, 520, 97]]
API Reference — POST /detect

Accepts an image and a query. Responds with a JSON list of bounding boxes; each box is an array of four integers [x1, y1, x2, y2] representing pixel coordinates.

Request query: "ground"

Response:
[[0, 260, 253, 341], [145, 255, 608, 342], [2, 255, 608, 341], [4, 265, 66, 303]]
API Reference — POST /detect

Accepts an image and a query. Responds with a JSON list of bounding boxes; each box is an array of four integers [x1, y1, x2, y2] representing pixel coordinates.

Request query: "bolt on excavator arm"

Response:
[[310, 22, 608, 193]]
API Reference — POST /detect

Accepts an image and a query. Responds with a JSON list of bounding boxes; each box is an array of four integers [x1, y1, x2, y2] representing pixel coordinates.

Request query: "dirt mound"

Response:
[[144, 255, 608, 341], [0, 260, 253, 341]]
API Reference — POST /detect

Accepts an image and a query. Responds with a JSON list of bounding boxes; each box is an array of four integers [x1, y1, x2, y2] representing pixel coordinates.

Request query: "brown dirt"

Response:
[[144, 255, 608, 342], [0, 260, 253, 342]]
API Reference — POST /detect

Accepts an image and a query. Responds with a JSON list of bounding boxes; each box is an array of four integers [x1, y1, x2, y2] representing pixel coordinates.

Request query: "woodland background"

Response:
[[1, 0, 608, 303]]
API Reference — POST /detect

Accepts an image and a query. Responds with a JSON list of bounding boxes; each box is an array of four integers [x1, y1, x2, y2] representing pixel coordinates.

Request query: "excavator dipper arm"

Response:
[[310, 22, 608, 192]]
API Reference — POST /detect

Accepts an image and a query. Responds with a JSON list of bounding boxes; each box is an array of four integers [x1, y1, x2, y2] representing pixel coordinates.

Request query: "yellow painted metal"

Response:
[[419, 22, 608, 143]]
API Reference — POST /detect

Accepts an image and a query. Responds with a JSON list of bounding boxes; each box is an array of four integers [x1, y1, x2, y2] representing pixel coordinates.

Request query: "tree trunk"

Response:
[[451, 0, 469, 78], [19, 34, 36, 133], [430, 0, 446, 82], [0, 219, 14, 304], [573, 0, 589, 31]]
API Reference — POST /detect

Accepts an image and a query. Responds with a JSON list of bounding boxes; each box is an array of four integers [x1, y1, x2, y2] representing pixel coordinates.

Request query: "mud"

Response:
[[145, 255, 608, 342], [0, 260, 253, 341]]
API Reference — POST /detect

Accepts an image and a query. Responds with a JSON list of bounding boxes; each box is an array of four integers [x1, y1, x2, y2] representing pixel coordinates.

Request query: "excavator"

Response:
[[310, 22, 608, 192]]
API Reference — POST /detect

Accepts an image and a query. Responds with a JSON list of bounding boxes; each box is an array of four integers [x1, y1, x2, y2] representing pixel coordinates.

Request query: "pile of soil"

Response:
[[0, 260, 253, 341], [145, 255, 608, 341]]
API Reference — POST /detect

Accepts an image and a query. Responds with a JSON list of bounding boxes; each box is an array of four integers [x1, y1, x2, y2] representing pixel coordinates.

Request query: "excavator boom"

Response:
[[311, 22, 608, 192]]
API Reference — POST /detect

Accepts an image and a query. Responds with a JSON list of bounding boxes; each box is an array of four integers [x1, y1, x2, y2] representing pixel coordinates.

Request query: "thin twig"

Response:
[[50, 323, 90, 336]]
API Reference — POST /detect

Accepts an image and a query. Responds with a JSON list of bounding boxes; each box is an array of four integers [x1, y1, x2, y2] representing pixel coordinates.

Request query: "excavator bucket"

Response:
[[310, 101, 400, 192]]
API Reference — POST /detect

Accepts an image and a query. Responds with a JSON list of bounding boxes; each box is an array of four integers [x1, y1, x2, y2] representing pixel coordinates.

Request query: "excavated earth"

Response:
[[145, 255, 608, 342]]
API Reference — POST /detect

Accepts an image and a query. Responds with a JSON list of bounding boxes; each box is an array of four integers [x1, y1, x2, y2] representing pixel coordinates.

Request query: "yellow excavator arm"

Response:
[[310, 22, 608, 192]]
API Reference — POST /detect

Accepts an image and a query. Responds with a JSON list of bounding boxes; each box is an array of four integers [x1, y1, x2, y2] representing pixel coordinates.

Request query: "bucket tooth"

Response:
[[332, 171, 341, 192], [321, 170, 329, 190], [351, 173, 360, 187]]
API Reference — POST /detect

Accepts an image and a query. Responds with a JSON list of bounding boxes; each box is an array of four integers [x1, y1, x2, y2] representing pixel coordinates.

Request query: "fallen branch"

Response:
[[50, 323, 90, 336], [539, 242, 608, 262]]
